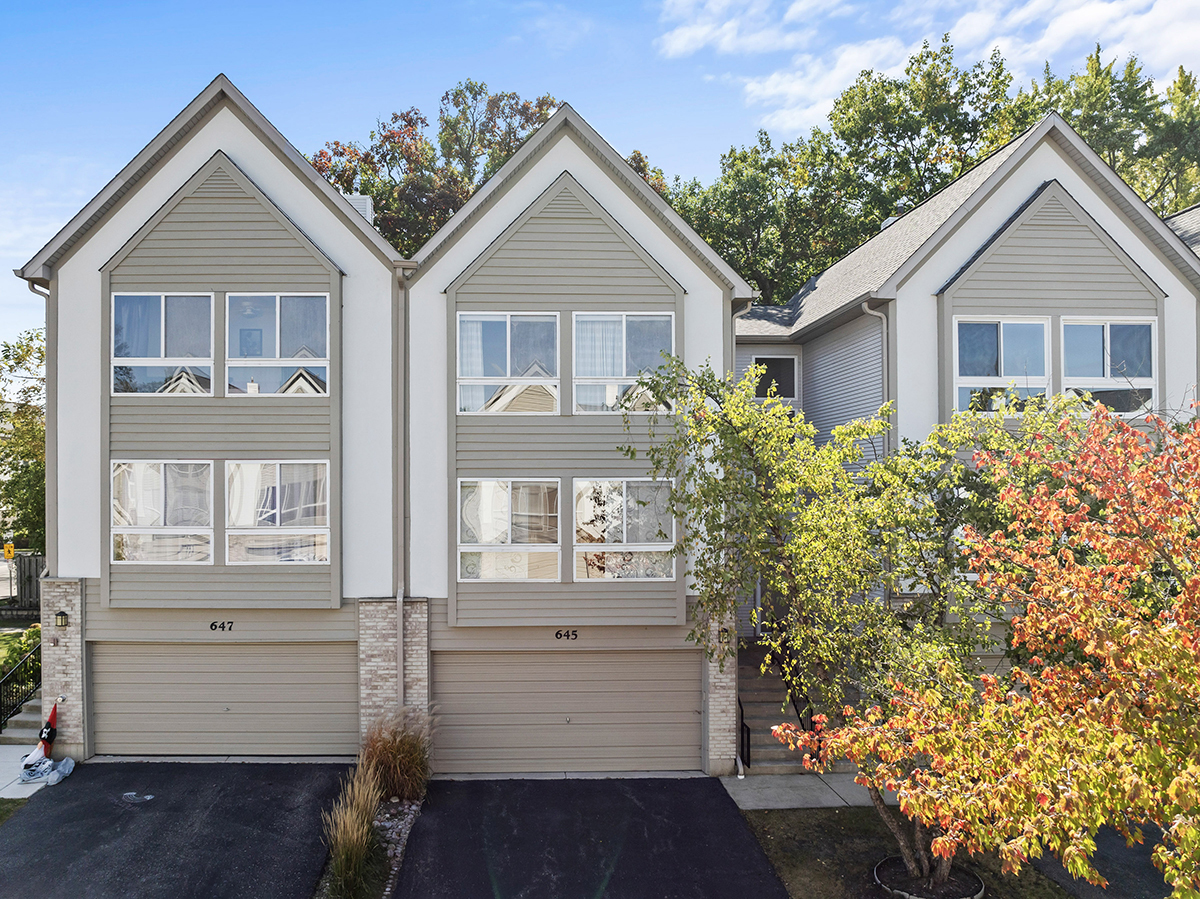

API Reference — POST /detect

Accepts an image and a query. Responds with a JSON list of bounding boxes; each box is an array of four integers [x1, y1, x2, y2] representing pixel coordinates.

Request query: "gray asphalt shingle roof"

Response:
[[1166, 203, 1200, 254], [737, 130, 1035, 339]]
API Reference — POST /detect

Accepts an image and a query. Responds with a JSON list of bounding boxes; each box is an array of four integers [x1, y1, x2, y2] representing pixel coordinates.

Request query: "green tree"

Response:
[[0, 329, 45, 551], [311, 81, 557, 257]]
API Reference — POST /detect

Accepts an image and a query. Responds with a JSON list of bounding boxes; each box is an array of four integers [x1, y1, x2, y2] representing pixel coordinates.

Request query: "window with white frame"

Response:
[[573, 479, 674, 580], [753, 356, 797, 399], [574, 313, 673, 413], [954, 318, 1050, 412], [458, 479, 560, 580], [1063, 320, 1155, 413], [111, 461, 213, 563], [112, 294, 213, 394], [226, 461, 330, 563], [457, 313, 558, 413], [227, 294, 329, 395]]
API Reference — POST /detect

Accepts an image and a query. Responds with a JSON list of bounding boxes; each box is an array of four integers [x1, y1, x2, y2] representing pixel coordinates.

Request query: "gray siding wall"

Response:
[[101, 158, 341, 611], [449, 178, 685, 627], [941, 185, 1163, 416], [800, 313, 884, 443]]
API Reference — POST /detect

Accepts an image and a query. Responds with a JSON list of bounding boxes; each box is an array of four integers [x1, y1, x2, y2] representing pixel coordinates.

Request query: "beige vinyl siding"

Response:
[[110, 397, 331, 455], [800, 314, 884, 443], [942, 183, 1164, 414], [450, 175, 685, 627], [83, 589, 356, 642], [109, 166, 332, 292], [102, 154, 340, 610], [431, 649, 702, 772], [89, 642, 358, 755], [950, 193, 1160, 314], [455, 188, 676, 298]]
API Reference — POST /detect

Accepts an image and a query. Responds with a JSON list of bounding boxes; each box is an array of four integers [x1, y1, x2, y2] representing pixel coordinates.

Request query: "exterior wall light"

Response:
[[54, 611, 69, 628]]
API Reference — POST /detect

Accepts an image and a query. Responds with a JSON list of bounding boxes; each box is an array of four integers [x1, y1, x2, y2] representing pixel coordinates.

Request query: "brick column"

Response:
[[402, 598, 429, 712], [357, 598, 401, 737], [704, 621, 738, 776], [39, 578, 85, 760]]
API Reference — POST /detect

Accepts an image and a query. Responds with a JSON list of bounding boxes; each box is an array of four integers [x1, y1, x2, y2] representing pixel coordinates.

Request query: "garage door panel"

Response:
[[432, 650, 703, 773], [91, 642, 359, 756]]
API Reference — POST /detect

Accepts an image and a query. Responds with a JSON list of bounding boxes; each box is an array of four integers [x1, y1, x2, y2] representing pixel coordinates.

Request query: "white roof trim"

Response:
[[412, 103, 755, 298], [17, 74, 411, 284]]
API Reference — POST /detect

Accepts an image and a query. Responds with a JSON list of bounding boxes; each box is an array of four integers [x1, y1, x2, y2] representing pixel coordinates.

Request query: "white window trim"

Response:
[[456, 477, 562, 583], [110, 459, 215, 565], [752, 355, 798, 400], [110, 292, 215, 397], [225, 293, 331, 398], [455, 312, 561, 415], [572, 477, 677, 582], [1061, 317, 1157, 413], [953, 315, 1052, 412], [225, 459, 332, 566], [572, 311, 675, 415]]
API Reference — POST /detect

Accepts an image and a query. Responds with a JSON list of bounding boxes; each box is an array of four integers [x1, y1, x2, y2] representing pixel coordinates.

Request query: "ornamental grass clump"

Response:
[[322, 761, 383, 899], [361, 708, 432, 802]]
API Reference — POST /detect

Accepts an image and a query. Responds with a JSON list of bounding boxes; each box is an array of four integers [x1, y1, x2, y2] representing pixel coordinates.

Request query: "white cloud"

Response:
[[654, 0, 1200, 134]]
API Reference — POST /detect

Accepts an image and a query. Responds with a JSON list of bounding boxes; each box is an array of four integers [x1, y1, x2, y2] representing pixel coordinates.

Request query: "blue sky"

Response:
[[2, 0, 1196, 345]]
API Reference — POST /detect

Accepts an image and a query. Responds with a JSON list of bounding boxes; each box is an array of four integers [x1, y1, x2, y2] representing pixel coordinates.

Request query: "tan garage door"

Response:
[[432, 650, 703, 773], [90, 643, 358, 755]]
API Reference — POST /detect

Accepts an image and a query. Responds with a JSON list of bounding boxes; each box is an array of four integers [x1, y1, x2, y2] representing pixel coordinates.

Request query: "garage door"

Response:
[[432, 650, 702, 773], [90, 643, 359, 755]]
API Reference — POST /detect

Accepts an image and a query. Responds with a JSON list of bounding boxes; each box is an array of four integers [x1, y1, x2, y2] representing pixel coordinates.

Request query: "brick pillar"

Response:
[[704, 621, 738, 776], [357, 598, 401, 737], [402, 598, 429, 712], [39, 578, 85, 760]]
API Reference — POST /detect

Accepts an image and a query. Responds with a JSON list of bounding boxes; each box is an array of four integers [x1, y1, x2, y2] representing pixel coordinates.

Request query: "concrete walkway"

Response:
[[721, 772, 895, 809], [0, 743, 44, 799]]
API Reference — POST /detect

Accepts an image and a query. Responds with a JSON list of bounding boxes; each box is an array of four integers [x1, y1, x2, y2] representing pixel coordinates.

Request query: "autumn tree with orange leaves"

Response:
[[781, 407, 1200, 896]]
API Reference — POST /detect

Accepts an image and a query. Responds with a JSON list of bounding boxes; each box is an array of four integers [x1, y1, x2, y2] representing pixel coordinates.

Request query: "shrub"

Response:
[[360, 708, 432, 802], [322, 761, 383, 899]]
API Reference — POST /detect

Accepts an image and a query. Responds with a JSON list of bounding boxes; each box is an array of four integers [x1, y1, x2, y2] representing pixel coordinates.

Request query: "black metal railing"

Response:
[[0, 643, 40, 732], [738, 697, 751, 769]]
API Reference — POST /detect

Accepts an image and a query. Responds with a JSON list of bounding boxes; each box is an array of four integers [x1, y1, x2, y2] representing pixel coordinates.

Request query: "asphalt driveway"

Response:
[[396, 777, 791, 899], [0, 761, 347, 899]]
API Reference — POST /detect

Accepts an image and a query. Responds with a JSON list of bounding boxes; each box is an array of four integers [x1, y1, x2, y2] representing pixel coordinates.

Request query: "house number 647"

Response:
[[210, 621, 234, 631]]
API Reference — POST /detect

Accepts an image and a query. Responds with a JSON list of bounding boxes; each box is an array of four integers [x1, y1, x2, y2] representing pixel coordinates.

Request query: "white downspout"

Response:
[[861, 301, 890, 455]]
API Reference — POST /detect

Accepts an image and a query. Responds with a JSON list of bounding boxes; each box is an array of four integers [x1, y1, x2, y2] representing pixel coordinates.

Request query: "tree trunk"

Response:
[[914, 818, 933, 879], [934, 848, 954, 885], [867, 784, 924, 877]]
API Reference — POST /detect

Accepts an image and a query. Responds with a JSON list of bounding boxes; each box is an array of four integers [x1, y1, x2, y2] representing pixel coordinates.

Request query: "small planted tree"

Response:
[[786, 407, 1200, 897], [625, 358, 1081, 888]]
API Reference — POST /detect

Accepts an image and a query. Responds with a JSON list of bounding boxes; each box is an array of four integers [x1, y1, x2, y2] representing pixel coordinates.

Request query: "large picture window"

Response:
[[458, 479, 560, 580], [574, 313, 673, 413], [954, 318, 1050, 412], [227, 294, 329, 395], [226, 461, 330, 563], [112, 294, 213, 395], [1063, 320, 1155, 413], [457, 313, 558, 414], [111, 461, 212, 563], [573, 479, 674, 580]]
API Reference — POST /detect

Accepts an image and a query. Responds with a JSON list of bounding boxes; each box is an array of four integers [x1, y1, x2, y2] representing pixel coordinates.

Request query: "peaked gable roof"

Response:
[[447, 171, 683, 296], [17, 74, 410, 286], [1166, 202, 1200, 254], [413, 103, 754, 298], [104, 150, 340, 279], [738, 112, 1200, 341]]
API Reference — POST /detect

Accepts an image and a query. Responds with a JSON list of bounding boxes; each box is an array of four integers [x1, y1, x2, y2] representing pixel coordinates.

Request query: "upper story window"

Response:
[[753, 356, 797, 399], [226, 461, 330, 563], [574, 478, 674, 580], [458, 479, 560, 581], [1063, 320, 1155, 413], [457, 313, 559, 414], [111, 461, 212, 563], [574, 313, 673, 413], [112, 294, 213, 395], [954, 318, 1049, 412], [227, 294, 329, 396]]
